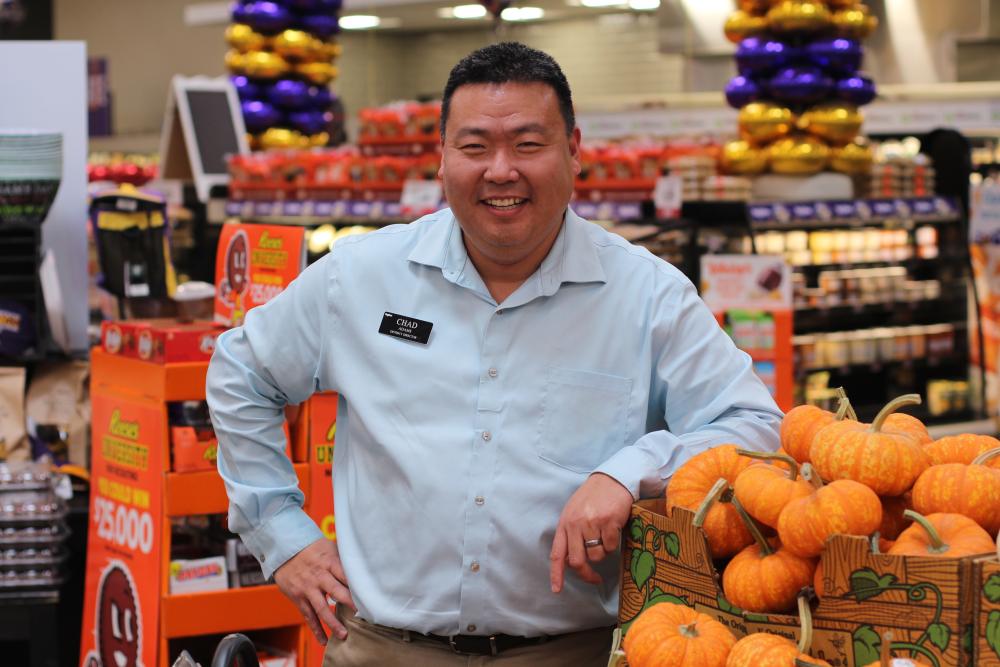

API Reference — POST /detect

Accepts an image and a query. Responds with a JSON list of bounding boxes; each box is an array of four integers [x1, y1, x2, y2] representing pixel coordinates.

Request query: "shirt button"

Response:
[[482, 431, 491, 442], [470, 561, 480, 572], [467, 624, 477, 633], [488, 368, 498, 378], [475, 496, 484, 505]]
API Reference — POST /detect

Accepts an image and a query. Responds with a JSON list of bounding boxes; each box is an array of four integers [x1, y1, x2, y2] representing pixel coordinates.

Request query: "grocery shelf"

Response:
[[794, 301, 966, 335], [795, 351, 968, 378], [161, 585, 302, 637], [789, 255, 968, 273], [165, 464, 310, 517]]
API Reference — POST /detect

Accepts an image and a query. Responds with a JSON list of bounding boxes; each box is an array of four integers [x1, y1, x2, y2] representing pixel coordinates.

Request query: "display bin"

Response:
[[619, 498, 985, 667], [80, 349, 312, 667], [974, 549, 1000, 665]]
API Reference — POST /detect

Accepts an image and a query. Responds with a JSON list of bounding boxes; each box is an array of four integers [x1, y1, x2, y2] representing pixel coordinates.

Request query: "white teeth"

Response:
[[485, 198, 524, 208]]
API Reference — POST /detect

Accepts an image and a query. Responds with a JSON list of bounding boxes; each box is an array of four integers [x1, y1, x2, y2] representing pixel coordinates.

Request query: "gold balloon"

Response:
[[259, 127, 305, 151], [825, 0, 857, 7], [738, 0, 770, 13], [725, 10, 769, 43], [317, 40, 343, 61], [226, 23, 268, 53], [721, 140, 769, 175], [767, 0, 832, 33], [243, 50, 289, 79], [833, 4, 878, 38], [273, 29, 319, 61], [309, 132, 331, 148], [831, 140, 874, 175], [225, 49, 247, 74], [769, 136, 831, 175], [296, 61, 338, 85], [739, 102, 796, 145], [799, 103, 863, 145]]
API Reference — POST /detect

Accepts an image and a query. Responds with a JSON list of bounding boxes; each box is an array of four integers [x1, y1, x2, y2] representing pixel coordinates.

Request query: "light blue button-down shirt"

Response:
[[206, 207, 782, 637]]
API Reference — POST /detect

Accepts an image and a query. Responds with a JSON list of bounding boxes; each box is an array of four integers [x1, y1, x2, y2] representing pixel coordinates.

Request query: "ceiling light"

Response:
[[452, 4, 488, 18], [581, 0, 626, 7], [339, 14, 381, 29], [628, 0, 659, 8], [501, 6, 544, 20]]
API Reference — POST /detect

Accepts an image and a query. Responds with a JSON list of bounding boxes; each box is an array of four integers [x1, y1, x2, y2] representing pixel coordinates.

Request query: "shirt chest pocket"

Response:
[[536, 366, 633, 473]]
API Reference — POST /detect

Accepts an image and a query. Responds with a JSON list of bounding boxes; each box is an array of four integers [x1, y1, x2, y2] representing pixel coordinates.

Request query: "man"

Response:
[[207, 42, 782, 666]]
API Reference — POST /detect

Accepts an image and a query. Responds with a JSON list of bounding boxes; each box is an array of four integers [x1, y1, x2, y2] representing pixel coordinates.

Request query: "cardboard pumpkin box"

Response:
[[974, 553, 1000, 665], [619, 499, 982, 667]]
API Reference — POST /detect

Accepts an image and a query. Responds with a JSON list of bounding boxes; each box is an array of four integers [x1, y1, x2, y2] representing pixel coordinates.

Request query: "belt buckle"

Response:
[[447, 635, 498, 656]]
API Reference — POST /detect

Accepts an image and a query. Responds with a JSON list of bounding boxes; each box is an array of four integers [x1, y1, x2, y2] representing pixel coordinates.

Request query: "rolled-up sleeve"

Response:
[[596, 274, 783, 499], [206, 255, 335, 579]]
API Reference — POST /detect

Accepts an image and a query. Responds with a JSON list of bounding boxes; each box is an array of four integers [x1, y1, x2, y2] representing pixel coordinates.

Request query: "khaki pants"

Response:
[[323, 605, 613, 667]]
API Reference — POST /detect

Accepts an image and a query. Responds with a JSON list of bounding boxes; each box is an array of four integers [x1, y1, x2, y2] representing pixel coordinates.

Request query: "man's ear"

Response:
[[570, 126, 582, 176]]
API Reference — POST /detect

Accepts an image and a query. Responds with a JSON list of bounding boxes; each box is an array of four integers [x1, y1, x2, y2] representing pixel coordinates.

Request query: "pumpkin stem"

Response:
[[731, 494, 774, 557], [870, 394, 921, 433], [879, 630, 894, 667], [834, 386, 857, 421], [677, 622, 700, 638], [794, 661, 826, 667], [903, 509, 949, 554], [692, 478, 731, 529], [736, 449, 800, 481], [972, 447, 1000, 466], [801, 463, 825, 489], [796, 593, 814, 654]]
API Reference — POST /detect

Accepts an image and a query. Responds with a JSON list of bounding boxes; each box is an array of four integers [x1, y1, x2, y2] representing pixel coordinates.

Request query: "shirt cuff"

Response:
[[241, 505, 326, 580], [594, 443, 660, 500]]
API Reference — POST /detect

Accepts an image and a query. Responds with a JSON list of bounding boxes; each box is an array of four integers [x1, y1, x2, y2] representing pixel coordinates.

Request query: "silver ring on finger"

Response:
[[584, 537, 603, 548]]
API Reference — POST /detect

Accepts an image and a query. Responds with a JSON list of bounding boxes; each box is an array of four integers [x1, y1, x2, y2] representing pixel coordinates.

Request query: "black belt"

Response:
[[419, 632, 548, 656]]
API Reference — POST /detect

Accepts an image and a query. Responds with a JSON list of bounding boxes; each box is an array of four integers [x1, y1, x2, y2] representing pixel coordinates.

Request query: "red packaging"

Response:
[[170, 425, 217, 472]]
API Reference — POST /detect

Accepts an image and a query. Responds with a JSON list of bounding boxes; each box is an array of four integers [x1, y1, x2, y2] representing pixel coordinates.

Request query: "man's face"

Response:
[[439, 82, 581, 267]]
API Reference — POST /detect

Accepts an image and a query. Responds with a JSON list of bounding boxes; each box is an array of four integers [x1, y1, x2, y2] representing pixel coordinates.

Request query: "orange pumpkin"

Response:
[[882, 411, 931, 446], [888, 511, 994, 558], [668, 446, 753, 558], [878, 495, 912, 540], [861, 630, 934, 667], [722, 495, 817, 613], [623, 602, 736, 667], [779, 389, 855, 464], [924, 433, 1000, 467], [809, 394, 930, 497], [734, 451, 814, 529], [726, 596, 831, 667], [777, 470, 882, 559], [911, 448, 1000, 535]]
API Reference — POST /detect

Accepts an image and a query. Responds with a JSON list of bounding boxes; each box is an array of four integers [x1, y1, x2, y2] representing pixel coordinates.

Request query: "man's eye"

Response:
[[518, 142, 543, 150], [460, 144, 485, 151]]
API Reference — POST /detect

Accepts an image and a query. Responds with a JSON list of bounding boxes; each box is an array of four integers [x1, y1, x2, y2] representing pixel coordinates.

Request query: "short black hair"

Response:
[[440, 42, 575, 137]]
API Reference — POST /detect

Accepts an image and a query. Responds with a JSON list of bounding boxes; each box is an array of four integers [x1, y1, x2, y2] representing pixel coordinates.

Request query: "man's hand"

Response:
[[273, 538, 356, 644], [549, 472, 634, 593]]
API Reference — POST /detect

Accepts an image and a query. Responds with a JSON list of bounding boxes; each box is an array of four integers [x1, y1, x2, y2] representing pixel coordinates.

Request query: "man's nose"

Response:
[[484, 149, 519, 183]]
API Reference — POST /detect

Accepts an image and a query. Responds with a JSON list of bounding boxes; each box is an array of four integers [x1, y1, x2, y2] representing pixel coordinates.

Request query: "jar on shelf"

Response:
[[848, 330, 877, 365]]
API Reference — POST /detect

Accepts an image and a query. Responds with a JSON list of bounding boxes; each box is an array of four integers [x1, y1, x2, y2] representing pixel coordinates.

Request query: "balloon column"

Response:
[[226, 0, 343, 150], [721, 1, 879, 177]]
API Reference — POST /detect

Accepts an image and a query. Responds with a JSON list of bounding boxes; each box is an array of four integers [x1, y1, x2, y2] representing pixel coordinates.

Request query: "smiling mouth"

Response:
[[482, 197, 528, 210]]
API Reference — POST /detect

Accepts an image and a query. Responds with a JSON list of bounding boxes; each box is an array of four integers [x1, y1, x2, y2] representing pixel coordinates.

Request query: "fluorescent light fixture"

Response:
[[339, 14, 381, 29], [580, 0, 626, 7], [501, 6, 544, 20], [628, 0, 659, 9], [452, 4, 488, 18]]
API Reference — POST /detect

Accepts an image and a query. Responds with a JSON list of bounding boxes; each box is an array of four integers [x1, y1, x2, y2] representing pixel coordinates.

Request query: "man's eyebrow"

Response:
[[452, 127, 489, 142], [451, 123, 551, 142]]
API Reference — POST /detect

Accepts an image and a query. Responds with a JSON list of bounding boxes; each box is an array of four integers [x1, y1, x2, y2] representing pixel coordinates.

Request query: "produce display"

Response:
[[721, 0, 878, 177], [619, 388, 1000, 666], [225, 0, 343, 149]]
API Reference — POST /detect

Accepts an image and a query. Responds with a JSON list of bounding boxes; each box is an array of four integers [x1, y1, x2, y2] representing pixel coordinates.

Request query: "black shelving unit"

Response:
[[0, 222, 46, 363]]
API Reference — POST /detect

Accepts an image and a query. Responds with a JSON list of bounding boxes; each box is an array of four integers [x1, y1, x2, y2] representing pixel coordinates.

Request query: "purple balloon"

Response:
[[285, 0, 343, 9], [837, 74, 877, 106], [268, 79, 311, 109], [807, 38, 863, 75], [299, 13, 340, 39], [769, 66, 834, 105], [231, 75, 262, 102], [244, 1, 293, 34], [725, 75, 762, 109], [307, 85, 334, 109], [242, 100, 282, 132], [736, 37, 793, 76], [231, 1, 252, 23], [288, 110, 328, 135]]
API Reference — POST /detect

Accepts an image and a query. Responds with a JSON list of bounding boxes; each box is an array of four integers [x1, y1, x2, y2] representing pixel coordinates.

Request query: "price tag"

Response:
[[400, 179, 443, 218], [653, 175, 682, 220]]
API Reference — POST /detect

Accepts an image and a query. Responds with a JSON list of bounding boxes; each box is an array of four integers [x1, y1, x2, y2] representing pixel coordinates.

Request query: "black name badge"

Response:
[[379, 312, 433, 344]]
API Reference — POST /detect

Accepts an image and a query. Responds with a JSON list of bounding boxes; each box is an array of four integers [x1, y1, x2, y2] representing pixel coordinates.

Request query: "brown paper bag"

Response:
[[26, 361, 90, 467], [0, 367, 28, 461]]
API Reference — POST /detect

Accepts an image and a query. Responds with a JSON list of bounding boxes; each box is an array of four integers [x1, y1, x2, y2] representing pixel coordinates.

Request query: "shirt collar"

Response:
[[407, 206, 607, 297]]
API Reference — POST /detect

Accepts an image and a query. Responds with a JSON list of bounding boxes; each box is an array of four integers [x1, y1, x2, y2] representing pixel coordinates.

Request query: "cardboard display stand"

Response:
[[619, 499, 987, 666]]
